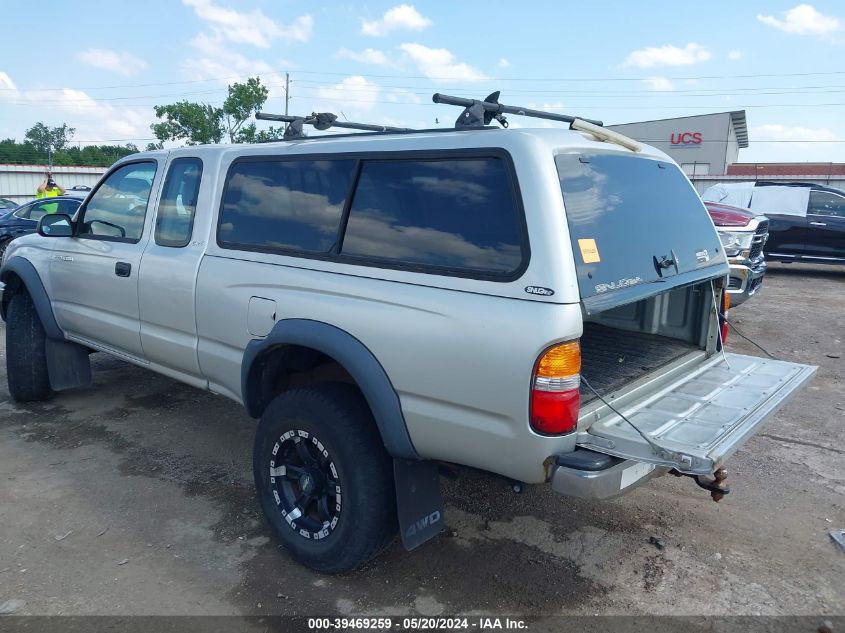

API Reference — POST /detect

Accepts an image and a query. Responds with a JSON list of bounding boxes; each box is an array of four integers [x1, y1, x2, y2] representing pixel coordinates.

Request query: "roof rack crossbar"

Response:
[[256, 112, 412, 140], [432, 92, 604, 128]]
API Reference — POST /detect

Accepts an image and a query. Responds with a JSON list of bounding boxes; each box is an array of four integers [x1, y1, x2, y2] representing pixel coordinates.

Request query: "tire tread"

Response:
[[6, 291, 52, 402], [254, 382, 396, 573]]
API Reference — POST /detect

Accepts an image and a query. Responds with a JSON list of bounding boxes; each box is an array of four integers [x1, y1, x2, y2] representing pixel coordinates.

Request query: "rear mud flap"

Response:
[[394, 459, 444, 551]]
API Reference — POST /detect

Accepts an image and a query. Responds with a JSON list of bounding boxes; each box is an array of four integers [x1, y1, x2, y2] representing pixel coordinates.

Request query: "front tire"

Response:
[[0, 238, 11, 267], [253, 383, 397, 573], [6, 291, 52, 402]]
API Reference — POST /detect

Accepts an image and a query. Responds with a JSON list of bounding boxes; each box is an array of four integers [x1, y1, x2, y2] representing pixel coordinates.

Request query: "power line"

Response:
[[293, 79, 845, 96], [4, 68, 845, 93], [6, 78, 845, 106]]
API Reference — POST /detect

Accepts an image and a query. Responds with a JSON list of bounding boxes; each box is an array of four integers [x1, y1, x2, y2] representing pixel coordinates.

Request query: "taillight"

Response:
[[530, 340, 581, 435], [720, 290, 730, 344]]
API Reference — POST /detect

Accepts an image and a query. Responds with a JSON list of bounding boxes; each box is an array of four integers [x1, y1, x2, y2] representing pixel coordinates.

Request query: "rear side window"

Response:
[[156, 158, 203, 247], [219, 159, 356, 253], [809, 190, 845, 218], [341, 158, 524, 276]]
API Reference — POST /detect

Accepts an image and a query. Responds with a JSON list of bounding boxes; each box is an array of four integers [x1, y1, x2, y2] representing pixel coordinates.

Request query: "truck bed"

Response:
[[580, 323, 698, 402]]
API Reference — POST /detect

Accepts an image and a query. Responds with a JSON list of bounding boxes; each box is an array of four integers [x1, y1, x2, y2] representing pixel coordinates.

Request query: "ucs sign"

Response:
[[671, 132, 702, 145]]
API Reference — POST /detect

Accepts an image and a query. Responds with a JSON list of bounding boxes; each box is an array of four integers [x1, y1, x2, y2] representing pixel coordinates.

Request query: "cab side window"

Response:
[[341, 157, 525, 276], [155, 158, 203, 247], [79, 162, 157, 242], [809, 191, 845, 218]]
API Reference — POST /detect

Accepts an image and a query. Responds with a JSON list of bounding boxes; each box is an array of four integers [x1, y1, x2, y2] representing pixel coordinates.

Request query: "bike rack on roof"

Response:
[[256, 112, 412, 140], [433, 91, 604, 128], [432, 91, 641, 152], [254, 92, 641, 152]]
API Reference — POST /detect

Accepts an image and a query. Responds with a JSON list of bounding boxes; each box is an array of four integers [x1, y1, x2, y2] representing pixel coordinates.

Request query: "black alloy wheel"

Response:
[[269, 429, 341, 540]]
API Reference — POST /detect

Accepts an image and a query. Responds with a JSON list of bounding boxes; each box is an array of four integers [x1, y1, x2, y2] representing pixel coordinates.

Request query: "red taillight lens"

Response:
[[530, 341, 581, 435], [530, 389, 580, 434]]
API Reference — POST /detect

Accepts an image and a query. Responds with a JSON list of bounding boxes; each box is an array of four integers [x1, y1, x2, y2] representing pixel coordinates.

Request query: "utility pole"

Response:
[[284, 72, 290, 117], [283, 72, 291, 131]]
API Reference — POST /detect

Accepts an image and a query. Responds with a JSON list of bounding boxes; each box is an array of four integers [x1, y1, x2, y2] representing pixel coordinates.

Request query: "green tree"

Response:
[[223, 77, 270, 143], [151, 76, 270, 146], [24, 122, 76, 152], [152, 102, 224, 145], [0, 137, 136, 167]]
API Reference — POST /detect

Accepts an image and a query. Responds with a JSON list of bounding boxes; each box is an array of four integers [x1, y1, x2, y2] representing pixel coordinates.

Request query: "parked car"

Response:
[[0, 196, 82, 264], [0, 198, 18, 211], [704, 201, 768, 305], [0, 105, 815, 573], [703, 181, 845, 265], [65, 185, 92, 200]]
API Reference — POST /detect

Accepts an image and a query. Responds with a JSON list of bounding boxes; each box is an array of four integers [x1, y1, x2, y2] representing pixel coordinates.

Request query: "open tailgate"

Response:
[[576, 353, 816, 476]]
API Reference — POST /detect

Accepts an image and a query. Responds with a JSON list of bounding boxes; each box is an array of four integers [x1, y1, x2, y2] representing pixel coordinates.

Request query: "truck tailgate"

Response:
[[576, 353, 816, 475]]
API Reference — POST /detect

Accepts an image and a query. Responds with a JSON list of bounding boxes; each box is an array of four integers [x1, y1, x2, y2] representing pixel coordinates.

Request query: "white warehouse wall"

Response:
[[0, 165, 105, 202]]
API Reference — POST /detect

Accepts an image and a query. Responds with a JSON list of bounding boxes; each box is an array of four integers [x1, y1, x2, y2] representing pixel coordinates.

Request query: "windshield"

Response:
[[556, 152, 725, 307]]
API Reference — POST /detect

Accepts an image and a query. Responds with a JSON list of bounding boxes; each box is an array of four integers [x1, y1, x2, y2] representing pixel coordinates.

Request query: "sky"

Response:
[[1, 0, 844, 162]]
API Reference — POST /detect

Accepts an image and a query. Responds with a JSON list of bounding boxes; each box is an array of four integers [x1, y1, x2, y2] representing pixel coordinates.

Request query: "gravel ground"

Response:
[[0, 262, 843, 619]]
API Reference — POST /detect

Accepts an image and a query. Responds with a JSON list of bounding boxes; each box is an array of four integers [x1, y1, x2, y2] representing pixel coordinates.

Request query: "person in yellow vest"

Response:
[[36, 172, 66, 213]]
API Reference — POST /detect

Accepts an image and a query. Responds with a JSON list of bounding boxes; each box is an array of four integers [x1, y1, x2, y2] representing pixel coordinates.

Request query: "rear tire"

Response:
[[253, 383, 397, 573], [6, 291, 52, 402]]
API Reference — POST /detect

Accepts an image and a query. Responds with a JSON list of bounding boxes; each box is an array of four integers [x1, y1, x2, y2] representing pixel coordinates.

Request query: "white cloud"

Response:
[[743, 123, 844, 162], [386, 88, 422, 104], [361, 4, 431, 36], [183, 0, 313, 47], [0, 71, 16, 90], [727, 50, 743, 60], [527, 102, 566, 111], [183, 32, 274, 82], [642, 76, 675, 91], [752, 123, 837, 142], [498, 58, 512, 68], [76, 49, 149, 76], [757, 4, 842, 37], [399, 43, 488, 82], [623, 42, 711, 68], [335, 48, 393, 66], [314, 76, 381, 115], [0, 74, 153, 144]]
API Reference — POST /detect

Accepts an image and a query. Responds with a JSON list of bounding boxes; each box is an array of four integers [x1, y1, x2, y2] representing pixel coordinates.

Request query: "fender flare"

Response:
[[242, 318, 418, 460], [0, 256, 63, 340]]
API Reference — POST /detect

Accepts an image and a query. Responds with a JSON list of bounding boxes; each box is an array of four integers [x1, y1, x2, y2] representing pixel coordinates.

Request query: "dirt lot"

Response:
[[0, 263, 843, 619]]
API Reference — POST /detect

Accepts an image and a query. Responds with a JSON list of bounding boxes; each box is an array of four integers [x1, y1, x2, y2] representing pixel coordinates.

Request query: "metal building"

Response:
[[608, 111, 748, 176], [0, 164, 105, 203]]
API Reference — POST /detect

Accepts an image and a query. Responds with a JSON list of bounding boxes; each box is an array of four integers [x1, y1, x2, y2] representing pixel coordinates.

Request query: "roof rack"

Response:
[[432, 92, 641, 152], [256, 112, 412, 140]]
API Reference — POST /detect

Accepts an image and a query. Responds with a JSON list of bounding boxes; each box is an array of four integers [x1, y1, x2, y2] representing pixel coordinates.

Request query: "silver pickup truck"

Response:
[[0, 105, 815, 573]]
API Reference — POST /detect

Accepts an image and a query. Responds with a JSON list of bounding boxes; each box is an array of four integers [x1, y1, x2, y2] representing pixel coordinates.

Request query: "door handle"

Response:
[[809, 221, 827, 227], [115, 262, 132, 277]]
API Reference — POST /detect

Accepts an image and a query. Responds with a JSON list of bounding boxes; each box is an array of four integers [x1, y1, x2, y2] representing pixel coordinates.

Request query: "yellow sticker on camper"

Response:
[[578, 238, 601, 264]]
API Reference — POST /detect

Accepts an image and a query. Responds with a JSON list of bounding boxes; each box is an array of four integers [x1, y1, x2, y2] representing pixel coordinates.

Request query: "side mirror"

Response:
[[37, 213, 75, 237]]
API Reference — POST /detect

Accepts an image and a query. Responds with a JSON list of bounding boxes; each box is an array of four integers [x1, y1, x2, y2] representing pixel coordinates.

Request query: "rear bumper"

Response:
[[551, 451, 667, 499], [726, 257, 766, 306]]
